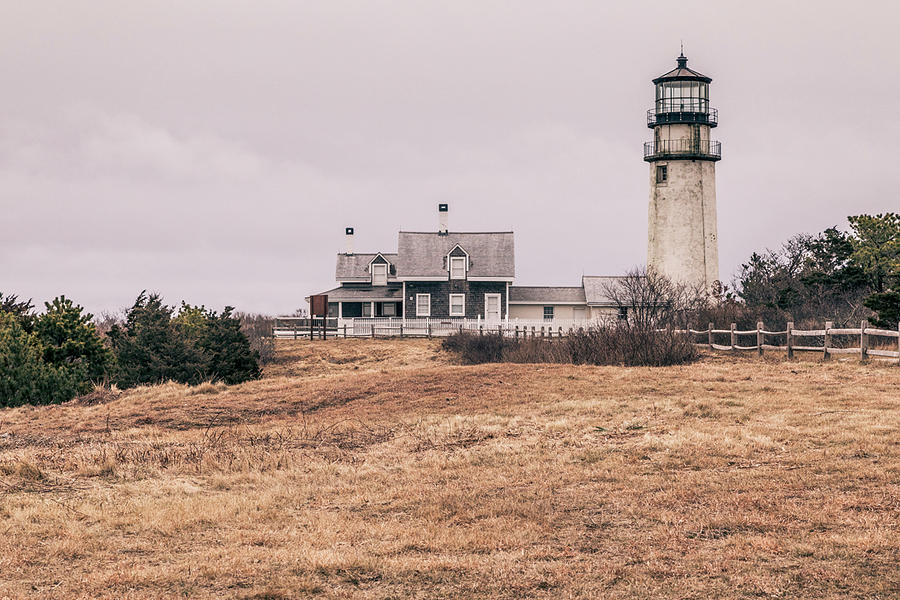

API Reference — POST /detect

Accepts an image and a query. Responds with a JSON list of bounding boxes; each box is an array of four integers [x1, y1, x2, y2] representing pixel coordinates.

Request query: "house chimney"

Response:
[[345, 227, 354, 254], [438, 203, 448, 234]]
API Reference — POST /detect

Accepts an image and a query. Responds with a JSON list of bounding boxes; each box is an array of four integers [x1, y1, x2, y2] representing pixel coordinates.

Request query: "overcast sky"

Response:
[[2, 1, 899, 315]]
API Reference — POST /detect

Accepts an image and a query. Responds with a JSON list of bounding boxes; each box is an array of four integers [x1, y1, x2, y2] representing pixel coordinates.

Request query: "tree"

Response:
[[107, 292, 206, 387], [173, 303, 262, 384], [0, 292, 36, 332], [34, 296, 114, 391], [864, 292, 900, 329], [109, 293, 261, 388], [848, 213, 900, 293], [0, 313, 80, 407], [198, 307, 261, 384]]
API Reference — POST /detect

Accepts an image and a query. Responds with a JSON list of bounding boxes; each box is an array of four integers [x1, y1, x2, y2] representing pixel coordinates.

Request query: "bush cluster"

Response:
[[442, 325, 698, 367], [0, 291, 262, 407]]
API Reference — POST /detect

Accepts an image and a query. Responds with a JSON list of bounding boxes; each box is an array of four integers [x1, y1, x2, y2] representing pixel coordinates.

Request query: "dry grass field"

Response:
[[1, 339, 899, 599]]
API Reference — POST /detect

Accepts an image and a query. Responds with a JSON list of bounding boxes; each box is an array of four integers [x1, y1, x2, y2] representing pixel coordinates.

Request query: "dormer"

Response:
[[446, 244, 469, 280], [368, 253, 392, 286]]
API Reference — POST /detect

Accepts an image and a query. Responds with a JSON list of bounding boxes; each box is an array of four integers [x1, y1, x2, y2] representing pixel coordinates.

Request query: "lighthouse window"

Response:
[[656, 165, 668, 183]]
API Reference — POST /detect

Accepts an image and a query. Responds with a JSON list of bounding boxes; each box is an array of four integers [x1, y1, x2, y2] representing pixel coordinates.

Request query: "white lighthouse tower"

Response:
[[645, 52, 721, 292]]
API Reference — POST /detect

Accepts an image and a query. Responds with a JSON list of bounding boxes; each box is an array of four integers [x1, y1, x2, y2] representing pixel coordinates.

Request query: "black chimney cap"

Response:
[[345, 227, 354, 235], [438, 203, 448, 212]]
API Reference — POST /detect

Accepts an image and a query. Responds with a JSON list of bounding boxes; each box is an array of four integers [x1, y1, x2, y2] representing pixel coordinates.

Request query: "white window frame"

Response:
[[416, 293, 431, 317], [371, 263, 388, 286], [543, 306, 554, 321], [449, 256, 467, 280], [449, 293, 465, 317]]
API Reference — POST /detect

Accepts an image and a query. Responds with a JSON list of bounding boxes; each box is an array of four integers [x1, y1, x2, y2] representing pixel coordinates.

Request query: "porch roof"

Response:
[[311, 284, 403, 302]]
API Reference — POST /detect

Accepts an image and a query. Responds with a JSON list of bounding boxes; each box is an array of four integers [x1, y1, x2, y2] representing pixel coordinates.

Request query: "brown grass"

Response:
[[1, 339, 898, 598]]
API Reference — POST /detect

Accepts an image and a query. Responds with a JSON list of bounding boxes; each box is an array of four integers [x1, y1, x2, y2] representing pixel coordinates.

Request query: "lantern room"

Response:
[[648, 53, 717, 127]]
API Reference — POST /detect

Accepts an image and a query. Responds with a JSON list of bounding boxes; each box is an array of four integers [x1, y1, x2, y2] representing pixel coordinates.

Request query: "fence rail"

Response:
[[682, 320, 900, 364]]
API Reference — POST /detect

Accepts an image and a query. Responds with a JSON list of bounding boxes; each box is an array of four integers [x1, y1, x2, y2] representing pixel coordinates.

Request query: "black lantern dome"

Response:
[[647, 54, 717, 128]]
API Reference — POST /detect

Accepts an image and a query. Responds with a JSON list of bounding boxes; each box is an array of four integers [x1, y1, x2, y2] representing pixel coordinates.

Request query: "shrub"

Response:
[[442, 325, 698, 367], [34, 296, 114, 392], [107, 293, 207, 387], [0, 313, 81, 407], [108, 293, 261, 387]]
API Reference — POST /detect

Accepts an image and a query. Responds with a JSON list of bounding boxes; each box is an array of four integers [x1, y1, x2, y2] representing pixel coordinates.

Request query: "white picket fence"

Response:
[[273, 316, 603, 339]]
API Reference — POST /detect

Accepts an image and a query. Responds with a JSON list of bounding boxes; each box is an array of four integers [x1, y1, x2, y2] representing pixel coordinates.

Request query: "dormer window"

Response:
[[372, 263, 388, 286], [449, 256, 466, 280]]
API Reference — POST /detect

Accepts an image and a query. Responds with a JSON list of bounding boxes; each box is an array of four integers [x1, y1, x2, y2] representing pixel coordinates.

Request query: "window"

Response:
[[543, 306, 554, 321], [372, 263, 388, 286], [618, 306, 628, 320], [449, 294, 465, 317], [362, 302, 372, 317], [656, 165, 667, 183], [416, 293, 431, 317], [382, 302, 396, 317], [449, 256, 466, 280]]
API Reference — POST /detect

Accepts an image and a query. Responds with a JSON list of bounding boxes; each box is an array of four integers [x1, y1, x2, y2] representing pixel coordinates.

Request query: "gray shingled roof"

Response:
[[335, 253, 398, 281], [309, 284, 403, 301], [582, 276, 629, 306], [395, 232, 514, 278], [509, 286, 586, 304]]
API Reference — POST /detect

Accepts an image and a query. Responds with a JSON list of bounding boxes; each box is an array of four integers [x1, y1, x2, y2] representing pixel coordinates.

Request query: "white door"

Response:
[[484, 294, 501, 322]]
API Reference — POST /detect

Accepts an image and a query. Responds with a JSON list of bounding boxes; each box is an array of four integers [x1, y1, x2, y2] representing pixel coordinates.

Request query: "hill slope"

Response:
[[1, 339, 898, 598]]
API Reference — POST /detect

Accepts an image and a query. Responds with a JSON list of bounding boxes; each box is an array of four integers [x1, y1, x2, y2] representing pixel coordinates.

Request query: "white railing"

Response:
[[274, 316, 612, 339]]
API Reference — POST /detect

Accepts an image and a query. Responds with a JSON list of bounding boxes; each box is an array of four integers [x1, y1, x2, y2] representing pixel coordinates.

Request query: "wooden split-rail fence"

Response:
[[685, 320, 900, 364]]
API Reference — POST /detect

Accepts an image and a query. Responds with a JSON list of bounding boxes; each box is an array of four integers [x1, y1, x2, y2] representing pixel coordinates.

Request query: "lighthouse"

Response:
[[645, 52, 721, 292]]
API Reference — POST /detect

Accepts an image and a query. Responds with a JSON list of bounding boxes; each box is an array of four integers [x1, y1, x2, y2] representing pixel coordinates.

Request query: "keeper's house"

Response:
[[310, 204, 626, 323]]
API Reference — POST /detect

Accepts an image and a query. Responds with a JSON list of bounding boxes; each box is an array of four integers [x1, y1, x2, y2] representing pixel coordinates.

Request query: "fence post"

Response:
[[559, 326, 563, 337], [532, 326, 536, 338], [310, 319, 314, 341], [541, 326, 545, 338], [757, 321, 764, 356], [786, 321, 794, 359], [515, 326, 519, 339], [399, 323, 403, 338], [479, 326, 483, 336], [371, 323, 375, 339], [860, 320, 868, 362], [823, 321, 832, 360], [708, 322, 714, 350], [293, 324, 297, 340], [343, 324, 348, 339], [427, 323, 432, 338], [730, 323, 736, 352]]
